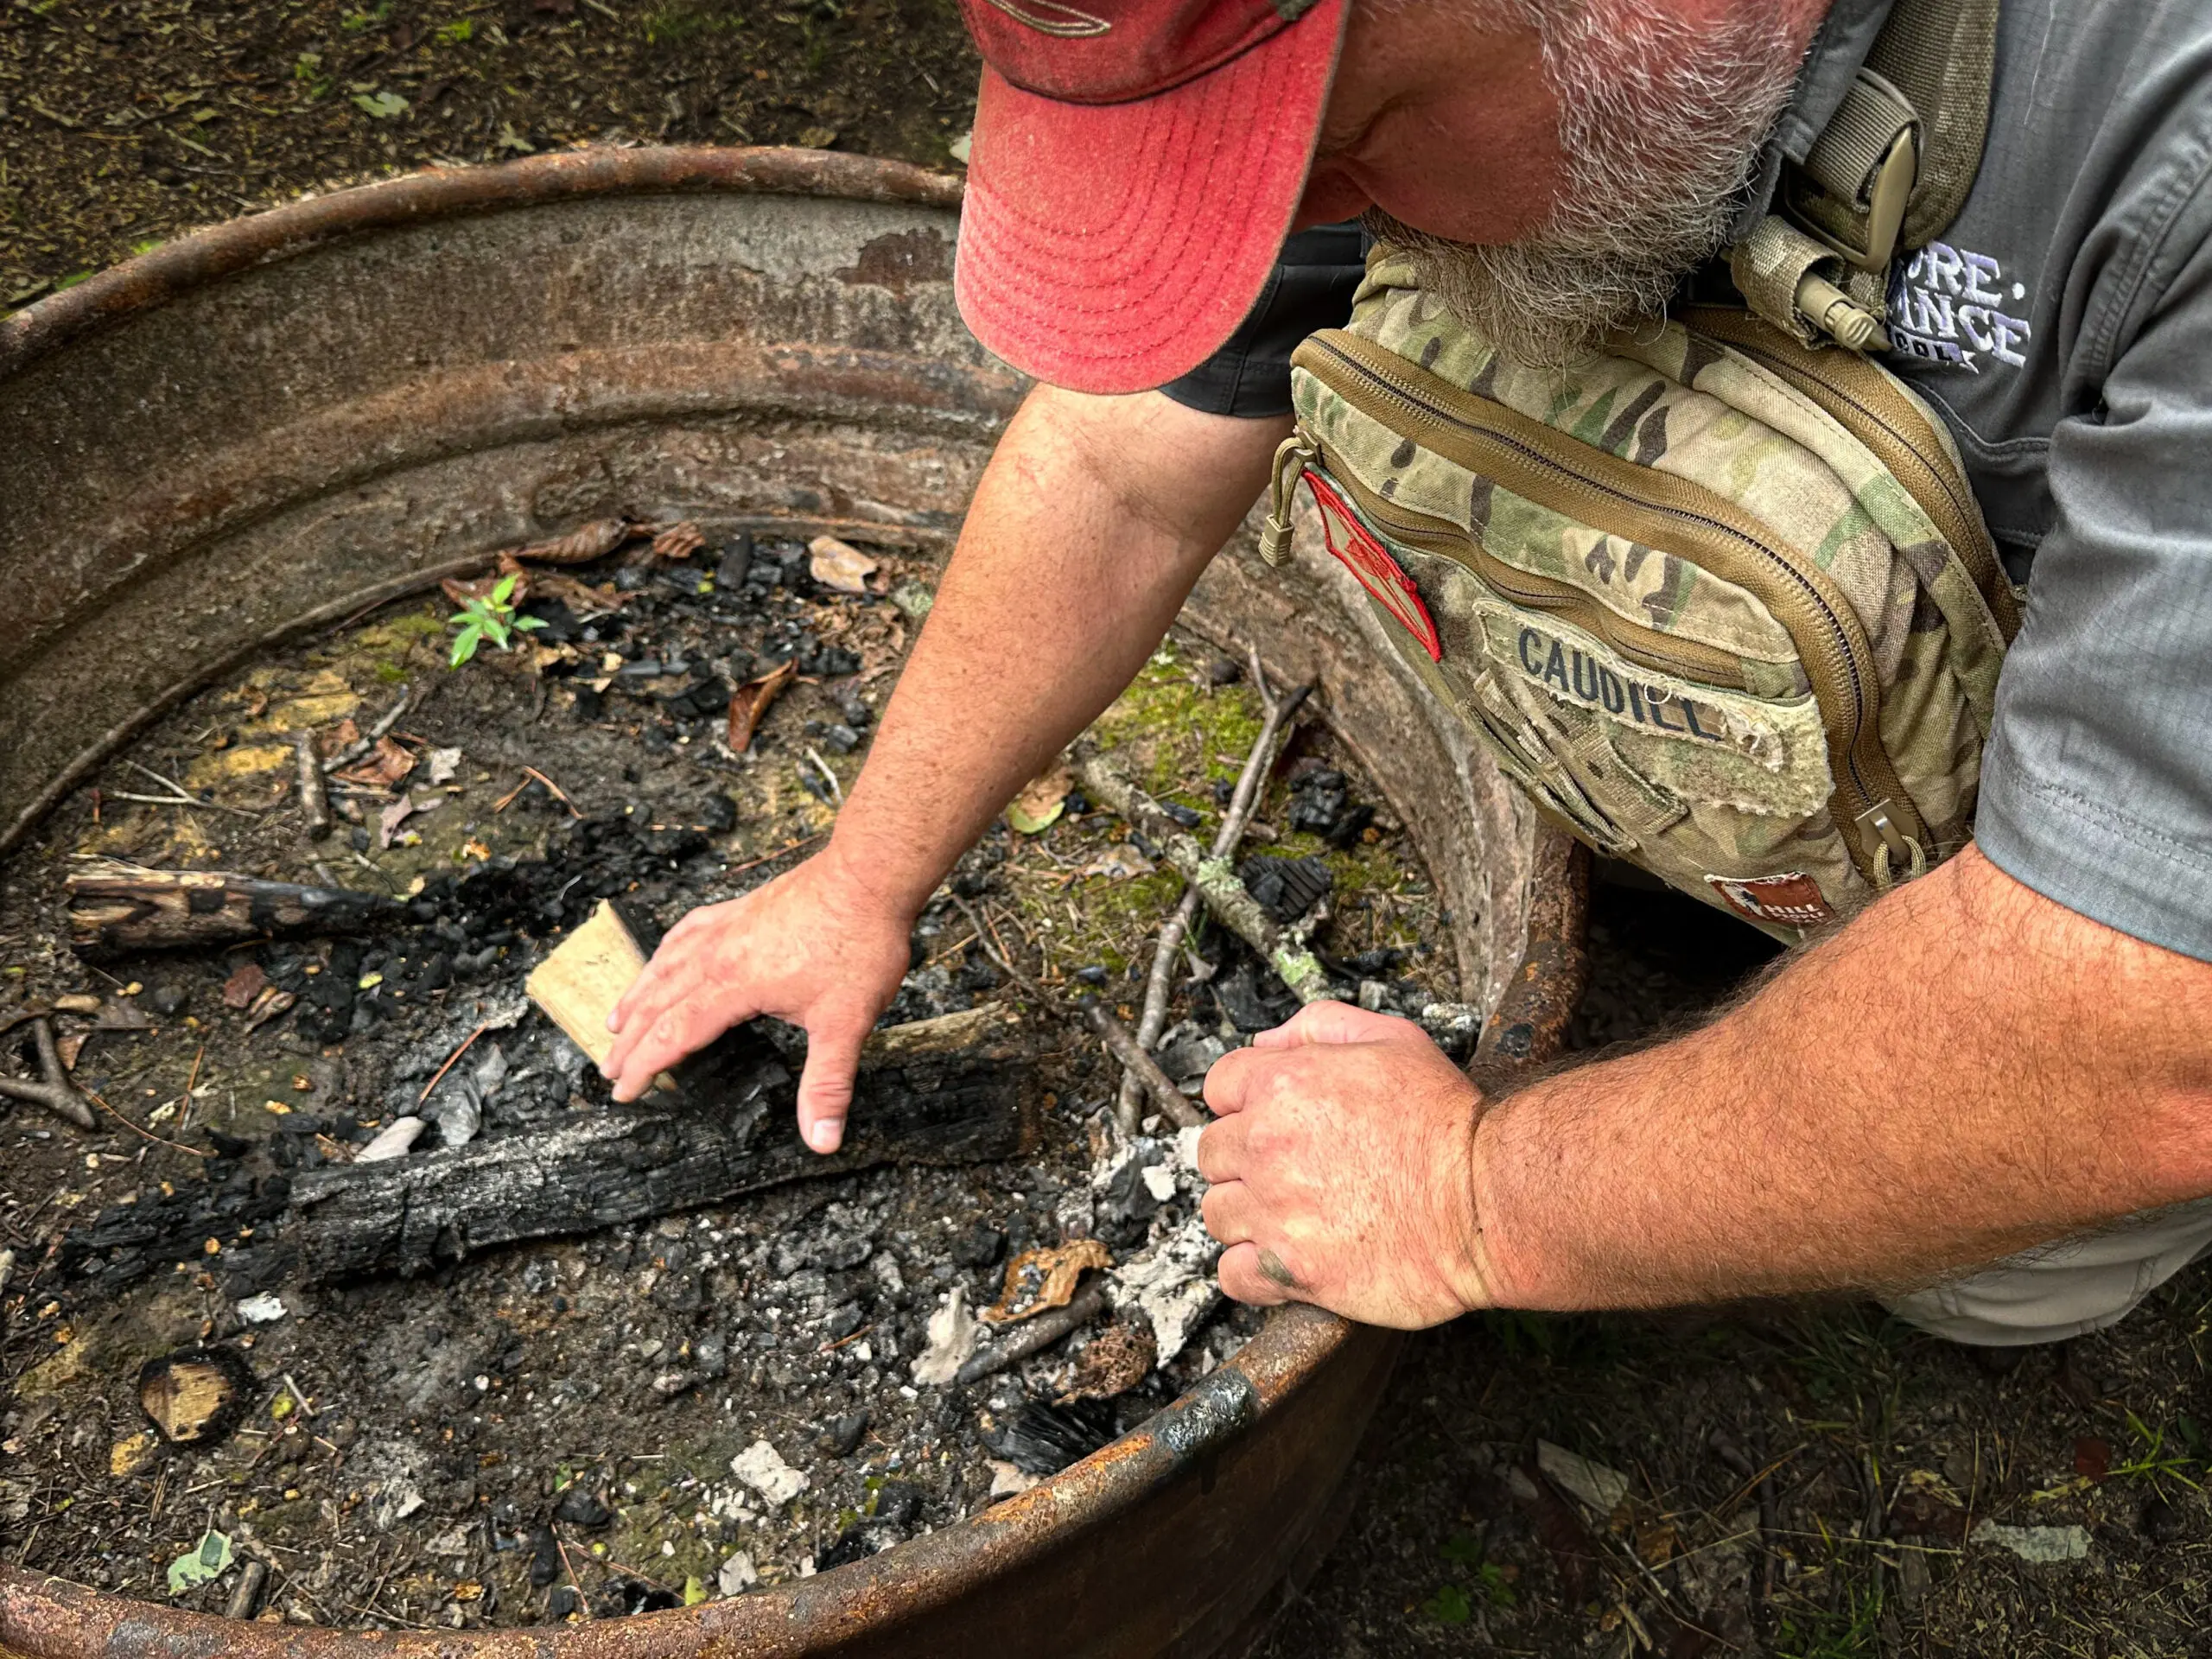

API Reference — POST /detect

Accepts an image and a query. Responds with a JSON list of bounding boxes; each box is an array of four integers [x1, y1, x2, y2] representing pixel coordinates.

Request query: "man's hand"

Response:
[[1198, 1001, 1498, 1328], [601, 848, 912, 1153]]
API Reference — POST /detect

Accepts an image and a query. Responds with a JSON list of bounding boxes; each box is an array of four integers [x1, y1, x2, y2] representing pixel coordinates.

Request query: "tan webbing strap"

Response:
[[1740, 0, 1999, 346]]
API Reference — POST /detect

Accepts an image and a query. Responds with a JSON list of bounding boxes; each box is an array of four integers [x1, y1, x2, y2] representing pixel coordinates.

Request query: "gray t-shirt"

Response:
[[1166, 0, 2212, 962]]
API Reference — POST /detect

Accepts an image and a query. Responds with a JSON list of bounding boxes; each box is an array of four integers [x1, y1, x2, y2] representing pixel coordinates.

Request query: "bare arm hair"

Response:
[[1472, 845, 2212, 1307]]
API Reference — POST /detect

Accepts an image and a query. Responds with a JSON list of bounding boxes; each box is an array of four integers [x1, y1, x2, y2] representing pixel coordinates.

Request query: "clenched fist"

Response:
[[1198, 1001, 1500, 1328], [601, 848, 915, 1154]]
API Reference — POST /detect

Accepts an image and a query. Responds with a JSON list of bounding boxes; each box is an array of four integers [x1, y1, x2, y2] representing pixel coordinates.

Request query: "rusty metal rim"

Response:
[[0, 146, 1397, 1658], [0, 145, 965, 377]]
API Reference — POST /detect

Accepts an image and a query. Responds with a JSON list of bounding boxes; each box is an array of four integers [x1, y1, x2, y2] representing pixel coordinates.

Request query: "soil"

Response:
[[0, 0, 981, 311], [0, 530, 1450, 1629]]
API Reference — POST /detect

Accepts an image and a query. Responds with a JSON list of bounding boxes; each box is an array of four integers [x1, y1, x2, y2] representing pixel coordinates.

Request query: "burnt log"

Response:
[[67, 863, 398, 957], [52, 1004, 1032, 1294]]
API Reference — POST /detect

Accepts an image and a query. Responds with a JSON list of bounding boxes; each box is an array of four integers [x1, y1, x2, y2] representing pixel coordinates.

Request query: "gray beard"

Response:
[[1364, 0, 1809, 366]]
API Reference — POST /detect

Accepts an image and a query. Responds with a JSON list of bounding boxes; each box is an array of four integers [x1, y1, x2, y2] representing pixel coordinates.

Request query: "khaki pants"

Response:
[[1883, 1198, 2212, 1345]]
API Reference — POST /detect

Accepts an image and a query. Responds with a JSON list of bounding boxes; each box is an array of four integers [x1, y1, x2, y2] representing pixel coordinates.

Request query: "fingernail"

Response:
[[605, 1010, 621, 1033], [807, 1118, 843, 1154]]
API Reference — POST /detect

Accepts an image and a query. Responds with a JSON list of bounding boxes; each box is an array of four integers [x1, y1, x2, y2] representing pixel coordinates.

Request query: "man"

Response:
[[604, 0, 2212, 1347]]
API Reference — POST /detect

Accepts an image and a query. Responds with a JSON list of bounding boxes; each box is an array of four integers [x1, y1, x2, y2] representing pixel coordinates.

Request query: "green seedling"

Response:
[[448, 573, 543, 667], [438, 18, 474, 41], [2113, 1410, 2202, 1492]]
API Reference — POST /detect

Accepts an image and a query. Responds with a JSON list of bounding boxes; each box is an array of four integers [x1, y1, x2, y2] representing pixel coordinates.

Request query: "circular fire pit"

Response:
[[0, 147, 1580, 1657]]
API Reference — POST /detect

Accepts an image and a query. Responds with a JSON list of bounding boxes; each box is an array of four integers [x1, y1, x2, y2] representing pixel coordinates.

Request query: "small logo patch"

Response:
[[1707, 872, 1836, 930], [1306, 470, 1442, 662]]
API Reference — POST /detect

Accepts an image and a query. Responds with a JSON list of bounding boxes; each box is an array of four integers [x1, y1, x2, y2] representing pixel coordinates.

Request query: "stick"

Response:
[[294, 732, 331, 840], [224, 1559, 269, 1621], [0, 1016, 97, 1131], [84, 1090, 212, 1158], [1069, 747, 1337, 1007], [66, 862, 400, 957], [955, 1279, 1109, 1386], [1116, 650, 1310, 1130], [416, 1023, 491, 1107], [1078, 997, 1201, 1130], [321, 688, 411, 774]]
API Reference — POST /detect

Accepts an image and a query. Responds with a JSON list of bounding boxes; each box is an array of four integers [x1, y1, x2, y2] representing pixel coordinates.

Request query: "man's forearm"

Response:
[[822, 385, 1285, 919], [1474, 847, 2212, 1309]]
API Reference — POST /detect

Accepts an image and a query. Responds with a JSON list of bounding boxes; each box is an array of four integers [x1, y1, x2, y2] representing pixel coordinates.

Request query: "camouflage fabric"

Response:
[[1283, 248, 2011, 938]]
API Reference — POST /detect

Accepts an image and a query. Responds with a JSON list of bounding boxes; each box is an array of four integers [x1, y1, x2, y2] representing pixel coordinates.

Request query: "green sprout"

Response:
[[438, 18, 474, 41], [448, 573, 543, 667]]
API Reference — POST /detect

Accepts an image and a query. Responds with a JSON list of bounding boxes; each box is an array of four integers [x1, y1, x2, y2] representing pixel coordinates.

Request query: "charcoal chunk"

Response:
[[1237, 854, 1332, 924], [982, 1399, 1118, 1476]]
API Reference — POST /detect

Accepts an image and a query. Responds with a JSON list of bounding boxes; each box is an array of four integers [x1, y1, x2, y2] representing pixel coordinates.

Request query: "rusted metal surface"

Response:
[[0, 146, 1586, 1657]]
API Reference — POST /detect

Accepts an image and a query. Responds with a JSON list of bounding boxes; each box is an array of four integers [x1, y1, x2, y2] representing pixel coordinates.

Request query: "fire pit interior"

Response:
[[0, 515, 1466, 1630]]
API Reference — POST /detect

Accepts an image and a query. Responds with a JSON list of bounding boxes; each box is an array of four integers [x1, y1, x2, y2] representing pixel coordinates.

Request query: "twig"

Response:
[[417, 1023, 490, 1107], [1071, 746, 1336, 1006], [294, 731, 331, 839], [0, 1017, 97, 1131], [85, 1090, 211, 1158], [956, 1279, 1109, 1386], [554, 1535, 594, 1618], [322, 688, 411, 774], [107, 791, 265, 819], [1116, 650, 1311, 1130], [1079, 997, 1201, 1130], [727, 832, 827, 876], [804, 748, 844, 805], [523, 766, 582, 817]]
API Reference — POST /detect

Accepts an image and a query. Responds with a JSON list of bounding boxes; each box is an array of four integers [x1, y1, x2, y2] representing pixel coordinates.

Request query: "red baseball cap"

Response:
[[953, 0, 1349, 394]]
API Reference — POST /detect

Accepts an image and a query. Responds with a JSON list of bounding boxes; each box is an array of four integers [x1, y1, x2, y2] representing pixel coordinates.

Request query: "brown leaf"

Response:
[[334, 736, 416, 790], [242, 987, 297, 1034], [56, 1032, 91, 1071], [984, 1238, 1112, 1325], [441, 552, 531, 607], [531, 572, 635, 618], [1058, 1320, 1156, 1402], [138, 1347, 251, 1446], [808, 535, 877, 594], [514, 518, 635, 565], [318, 717, 362, 760], [726, 658, 798, 754], [221, 963, 267, 1011], [651, 520, 706, 562], [1006, 766, 1072, 835]]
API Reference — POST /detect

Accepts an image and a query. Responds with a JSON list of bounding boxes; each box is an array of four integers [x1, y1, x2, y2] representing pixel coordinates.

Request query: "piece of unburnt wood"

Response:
[[66, 864, 400, 957]]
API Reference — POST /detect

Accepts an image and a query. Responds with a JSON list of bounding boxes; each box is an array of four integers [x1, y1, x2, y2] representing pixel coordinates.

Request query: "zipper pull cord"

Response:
[[1260, 431, 1318, 567]]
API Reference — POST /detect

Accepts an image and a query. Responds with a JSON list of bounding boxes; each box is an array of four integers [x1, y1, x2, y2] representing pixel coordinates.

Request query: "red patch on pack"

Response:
[[1707, 872, 1837, 930], [1305, 470, 1442, 662]]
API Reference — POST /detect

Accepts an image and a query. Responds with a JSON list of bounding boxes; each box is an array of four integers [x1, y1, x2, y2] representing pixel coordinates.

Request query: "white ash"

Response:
[[1110, 1214, 1223, 1365], [728, 1440, 808, 1508], [910, 1284, 980, 1386]]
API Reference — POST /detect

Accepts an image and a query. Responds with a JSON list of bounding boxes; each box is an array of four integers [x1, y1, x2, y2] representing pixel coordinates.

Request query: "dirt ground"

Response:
[[8, 3, 2212, 1654]]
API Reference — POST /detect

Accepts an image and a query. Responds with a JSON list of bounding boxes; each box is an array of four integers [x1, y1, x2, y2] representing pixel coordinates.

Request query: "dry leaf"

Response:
[[984, 1238, 1113, 1325], [56, 1032, 90, 1071], [378, 797, 418, 849], [652, 520, 706, 562], [726, 658, 798, 754], [531, 572, 634, 618], [808, 535, 877, 595], [1058, 1320, 1158, 1402], [318, 717, 362, 760], [139, 1346, 253, 1445], [1079, 842, 1154, 880], [220, 963, 267, 1011], [513, 518, 635, 565], [441, 551, 530, 607], [334, 736, 416, 790], [243, 987, 297, 1034], [1006, 766, 1072, 835]]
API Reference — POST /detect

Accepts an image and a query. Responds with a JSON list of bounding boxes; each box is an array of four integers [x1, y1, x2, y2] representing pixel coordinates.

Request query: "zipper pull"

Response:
[[1260, 431, 1318, 567]]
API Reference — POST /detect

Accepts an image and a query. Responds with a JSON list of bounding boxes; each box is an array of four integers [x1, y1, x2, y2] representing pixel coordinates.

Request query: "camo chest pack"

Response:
[[1268, 255, 2023, 937]]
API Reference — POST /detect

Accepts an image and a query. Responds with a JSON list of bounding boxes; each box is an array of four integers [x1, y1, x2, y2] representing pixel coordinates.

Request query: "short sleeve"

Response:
[[1158, 222, 1370, 418], [1973, 206, 2212, 960]]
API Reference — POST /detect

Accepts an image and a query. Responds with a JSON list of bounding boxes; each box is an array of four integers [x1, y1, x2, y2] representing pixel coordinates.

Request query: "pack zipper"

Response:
[[1677, 305, 2021, 642], [1294, 328, 1926, 876], [1316, 454, 1751, 690]]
